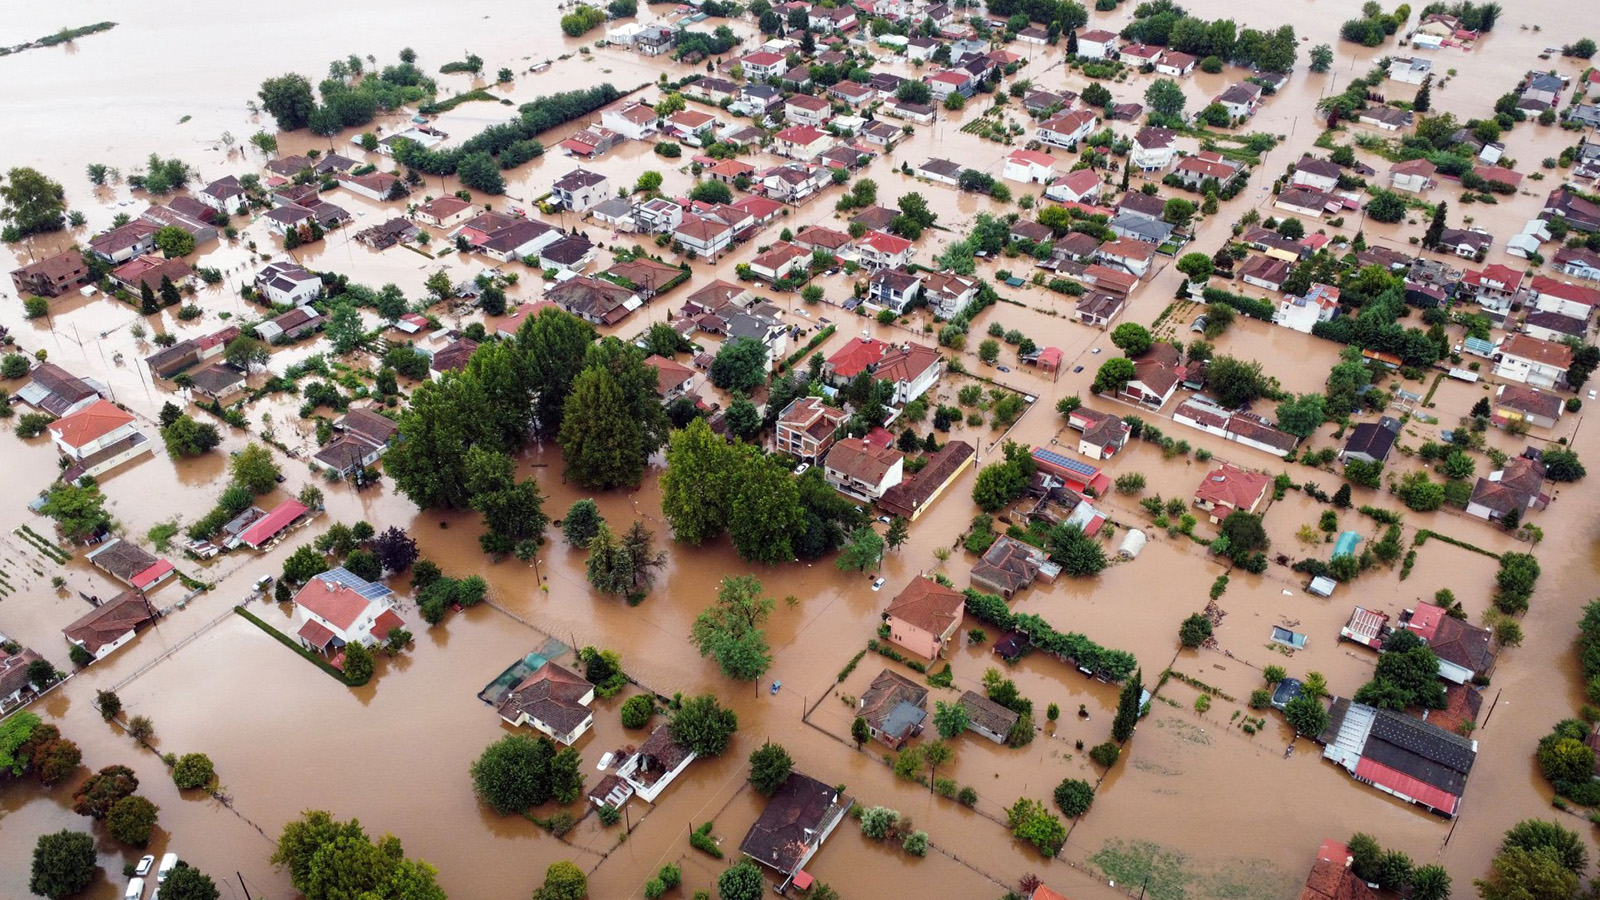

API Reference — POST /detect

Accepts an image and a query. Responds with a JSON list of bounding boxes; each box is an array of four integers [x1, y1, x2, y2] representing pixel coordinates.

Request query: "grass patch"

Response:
[[15, 526, 71, 564], [1413, 529, 1499, 559], [1090, 839, 1192, 900], [419, 89, 501, 115], [234, 606, 365, 686]]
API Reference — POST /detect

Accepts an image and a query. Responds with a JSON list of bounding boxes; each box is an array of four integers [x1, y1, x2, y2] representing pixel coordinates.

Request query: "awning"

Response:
[[297, 619, 336, 650], [1353, 756, 1458, 815]]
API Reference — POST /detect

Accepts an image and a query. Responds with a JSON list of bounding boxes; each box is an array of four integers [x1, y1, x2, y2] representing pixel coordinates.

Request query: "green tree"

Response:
[[1536, 737, 1596, 787], [465, 447, 547, 555], [1177, 252, 1214, 283], [29, 830, 96, 900], [1409, 865, 1451, 900], [661, 418, 733, 544], [669, 693, 739, 757], [1284, 692, 1330, 736], [282, 545, 326, 585], [534, 861, 589, 900], [1366, 190, 1407, 223], [690, 180, 734, 205], [559, 339, 668, 489], [230, 443, 282, 494], [1275, 393, 1326, 438], [933, 700, 969, 739], [747, 742, 793, 796], [1144, 78, 1187, 118], [153, 225, 196, 258], [172, 753, 215, 789], [1423, 199, 1448, 248], [155, 865, 221, 900], [162, 415, 222, 457], [563, 499, 604, 547], [271, 810, 446, 900], [1543, 449, 1586, 482], [727, 449, 804, 564], [1110, 323, 1154, 356], [471, 733, 563, 814], [717, 861, 764, 900], [223, 335, 270, 372], [41, 482, 112, 542], [1179, 613, 1213, 648], [325, 301, 365, 354], [835, 526, 884, 572], [257, 74, 318, 129], [1112, 668, 1143, 741], [341, 641, 374, 684], [1007, 797, 1067, 856], [1309, 43, 1334, 72], [1093, 357, 1137, 395], [1501, 820, 1588, 875], [710, 337, 768, 393], [692, 575, 775, 680], [851, 716, 871, 747], [584, 521, 634, 596], [106, 795, 159, 846], [1476, 846, 1579, 900], [1206, 355, 1270, 407], [1053, 778, 1095, 817], [519, 308, 599, 438], [1, 167, 68, 238], [386, 374, 493, 509], [456, 151, 506, 194]]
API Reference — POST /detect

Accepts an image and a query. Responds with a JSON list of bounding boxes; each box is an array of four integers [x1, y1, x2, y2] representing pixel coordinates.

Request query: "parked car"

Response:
[[158, 854, 178, 884], [135, 856, 155, 877], [877, 515, 892, 525], [124, 878, 145, 900], [1072, 365, 1084, 373], [793, 462, 810, 475], [870, 577, 886, 591]]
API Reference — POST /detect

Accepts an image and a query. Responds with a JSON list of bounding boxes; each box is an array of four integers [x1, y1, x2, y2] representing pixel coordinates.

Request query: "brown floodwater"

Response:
[[4, 1, 1600, 899]]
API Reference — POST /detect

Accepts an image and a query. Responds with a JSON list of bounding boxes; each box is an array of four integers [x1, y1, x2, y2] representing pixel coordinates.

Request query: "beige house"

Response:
[[884, 577, 965, 660]]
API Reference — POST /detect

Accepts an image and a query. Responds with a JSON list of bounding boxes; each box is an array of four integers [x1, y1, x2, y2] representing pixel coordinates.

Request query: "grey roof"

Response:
[[1363, 708, 1476, 795], [1110, 212, 1174, 241], [1343, 418, 1399, 460], [920, 158, 962, 178]]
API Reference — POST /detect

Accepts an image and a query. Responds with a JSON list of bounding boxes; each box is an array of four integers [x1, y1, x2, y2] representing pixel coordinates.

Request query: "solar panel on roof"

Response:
[[1032, 447, 1098, 478], [318, 566, 393, 602]]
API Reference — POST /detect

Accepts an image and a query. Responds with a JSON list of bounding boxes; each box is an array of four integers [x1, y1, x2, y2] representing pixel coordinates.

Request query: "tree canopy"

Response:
[[692, 575, 775, 680], [271, 810, 447, 900]]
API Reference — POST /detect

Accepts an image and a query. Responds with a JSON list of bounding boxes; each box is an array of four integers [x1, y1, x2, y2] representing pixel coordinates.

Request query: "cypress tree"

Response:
[[1112, 668, 1143, 742], [139, 280, 159, 314], [1413, 75, 1432, 113], [1423, 200, 1448, 249], [159, 275, 181, 307]]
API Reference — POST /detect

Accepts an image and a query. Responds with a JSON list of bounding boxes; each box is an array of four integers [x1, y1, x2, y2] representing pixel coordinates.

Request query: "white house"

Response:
[[823, 438, 905, 501], [496, 660, 596, 746], [198, 176, 250, 215], [1494, 334, 1572, 389], [675, 215, 735, 259], [869, 268, 923, 312], [47, 400, 152, 479], [413, 196, 480, 229], [1290, 157, 1342, 192], [292, 567, 408, 657], [1529, 276, 1600, 319], [1131, 127, 1178, 172], [1075, 29, 1119, 59], [1390, 159, 1438, 193], [748, 242, 810, 282], [916, 158, 962, 186], [856, 230, 915, 270], [874, 342, 943, 405], [1215, 82, 1263, 118], [921, 271, 978, 319], [1388, 56, 1433, 85], [785, 94, 832, 127], [552, 168, 609, 212], [1096, 238, 1157, 279], [1274, 283, 1341, 334], [1038, 110, 1098, 149], [1046, 169, 1104, 204], [63, 591, 155, 662], [254, 261, 322, 307], [600, 102, 659, 141], [610, 725, 696, 804], [1002, 149, 1057, 184]]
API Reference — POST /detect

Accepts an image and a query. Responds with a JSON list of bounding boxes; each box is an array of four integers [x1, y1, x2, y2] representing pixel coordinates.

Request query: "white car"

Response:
[[793, 462, 810, 475], [157, 854, 178, 883], [124, 878, 145, 900], [871, 577, 886, 591], [135, 856, 155, 876]]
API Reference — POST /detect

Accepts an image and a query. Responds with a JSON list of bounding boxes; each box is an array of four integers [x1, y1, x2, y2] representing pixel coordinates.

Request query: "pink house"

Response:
[[884, 576, 965, 660]]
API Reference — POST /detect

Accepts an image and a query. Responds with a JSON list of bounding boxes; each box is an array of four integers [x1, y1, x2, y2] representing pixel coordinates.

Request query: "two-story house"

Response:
[[776, 396, 849, 461]]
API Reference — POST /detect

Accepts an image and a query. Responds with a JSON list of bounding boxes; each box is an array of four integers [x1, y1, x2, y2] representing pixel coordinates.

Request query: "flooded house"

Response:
[[877, 440, 975, 522], [1466, 452, 1549, 522], [883, 576, 965, 660], [233, 498, 311, 550], [739, 772, 854, 892], [87, 539, 174, 592], [313, 407, 401, 478], [0, 645, 46, 707], [970, 536, 1056, 599], [17, 363, 104, 417], [10, 249, 90, 298], [822, 438, 904, 502], [47, 399, 153, 482], [292, 567, 407, 658], [1319, 698, 1477, 817], [612, 725, 695, 803], [1192, 463, 1272, 524], [1300, 839, 1377, 900], [958, 690, 1020, 745], [63, 590, 157, 662], [1491, 385, 1564, 430], [1399, 602, 1497, 684], [857, 669, 929, 749], [1338, 417, 1401, 466], [496, 660, 596, 746]]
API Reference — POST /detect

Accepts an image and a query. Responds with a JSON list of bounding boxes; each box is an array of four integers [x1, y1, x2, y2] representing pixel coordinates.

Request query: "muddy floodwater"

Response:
[[3, 1, 1600, 899]]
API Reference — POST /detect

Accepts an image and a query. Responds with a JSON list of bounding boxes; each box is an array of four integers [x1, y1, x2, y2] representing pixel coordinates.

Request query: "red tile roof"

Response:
[[1194, 464, 1270, 512], [294, 576, 373, 631], [47, 400, 133, 450], [886, 576, 965, 635], [239, 498, 309, 548]]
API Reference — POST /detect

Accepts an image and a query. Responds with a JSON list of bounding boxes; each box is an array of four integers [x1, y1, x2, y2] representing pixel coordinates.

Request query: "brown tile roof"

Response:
[[885, 576, 964, 636], [959, 690, 1020, 736], [88, 539, 160, 583], [1429, 616, 1496, 674], [64, 591, 154, 654], [879, 440, 974, 519], [874, 342, 940, 385], [0, 647, 44, 699], [339, 407, 399, 446], [1495, 385, 1564, 421], [497, 661, 593, 735], [430, 338, 479, 374], [1469, 456, 1546, 516], [859, 668, 927, 731], [825, 438, 903, 484], [739, 771, 850, 874], [971, 536, 1042, 595], [637, 724, 693, 770], [1500, 334, 1574, 369], [645, 355, 696, 395]]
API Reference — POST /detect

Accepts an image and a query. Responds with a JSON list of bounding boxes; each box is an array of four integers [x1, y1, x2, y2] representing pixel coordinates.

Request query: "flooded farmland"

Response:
[[4, 0, 1600, 899]]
